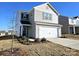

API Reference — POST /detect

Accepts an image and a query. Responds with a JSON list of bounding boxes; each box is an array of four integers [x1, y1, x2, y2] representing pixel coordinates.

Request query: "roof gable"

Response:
[[47, 3, 59, 15], [34, 3, 59, 15]]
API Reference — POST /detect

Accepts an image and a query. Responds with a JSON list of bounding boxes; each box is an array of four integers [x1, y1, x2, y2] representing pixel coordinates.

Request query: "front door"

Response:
[[70, 27, 74, 34], [22, 26, 28, 37]]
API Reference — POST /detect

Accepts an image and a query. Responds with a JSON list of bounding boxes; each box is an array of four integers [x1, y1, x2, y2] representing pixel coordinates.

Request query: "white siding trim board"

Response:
[[35, 21, 62, 27]]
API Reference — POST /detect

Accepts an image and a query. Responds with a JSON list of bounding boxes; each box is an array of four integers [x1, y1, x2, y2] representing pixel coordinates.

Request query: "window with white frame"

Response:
[[71, 20, 74, 23], [43, 12, 52, 20]]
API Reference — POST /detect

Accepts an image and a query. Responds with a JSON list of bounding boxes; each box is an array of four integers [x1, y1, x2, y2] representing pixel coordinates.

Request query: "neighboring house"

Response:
[[69, 16, 79, 34], [59, 15, 79, 34], [58, 15, 69, 34], [0, 31, 6, 36], [7, 30, 15, 35], [15, 3, 62, 39]]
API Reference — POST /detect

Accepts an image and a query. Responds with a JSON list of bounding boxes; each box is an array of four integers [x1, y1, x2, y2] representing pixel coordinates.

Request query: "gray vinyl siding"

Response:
[[58, 15, 69, 34], [15, 11, 22, 37]]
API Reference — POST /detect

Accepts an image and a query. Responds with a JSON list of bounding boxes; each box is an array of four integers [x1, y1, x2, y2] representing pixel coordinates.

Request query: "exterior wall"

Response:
[[58, 15, 69, 34], [73, 18, 79, 26], [34, 4, 58, 24], [15, 11, 23, 37], [69, 18, 79, 26], [35, 25, 39, 38], [28, 9, 36, 38], [58, 27, 61, 37], [69, 18, 75, 25], [75, 18, 79, 26]]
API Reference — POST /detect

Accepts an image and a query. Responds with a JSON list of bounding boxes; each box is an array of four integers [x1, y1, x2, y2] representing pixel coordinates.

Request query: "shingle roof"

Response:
[[73, 16, 79, 19]]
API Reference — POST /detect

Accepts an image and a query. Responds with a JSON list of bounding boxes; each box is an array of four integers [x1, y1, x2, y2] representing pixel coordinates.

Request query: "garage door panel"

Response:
[[39, 26, 58, 38]]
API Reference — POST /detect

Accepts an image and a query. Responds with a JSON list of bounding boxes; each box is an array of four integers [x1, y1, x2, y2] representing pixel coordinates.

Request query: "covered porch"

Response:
[[22, 24, 31, 37], [20, 15, 32, 37], [68, 25, 79, 34]]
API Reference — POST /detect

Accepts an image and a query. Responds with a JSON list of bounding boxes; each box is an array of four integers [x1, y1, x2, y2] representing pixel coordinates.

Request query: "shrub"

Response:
[[41, 38, 47, 42], [22, 36, 29, 42], [17, 37, 22, 43], [60, 36, 66, 38], [17, 36, 30, 45], [34, 38, 40, 43]]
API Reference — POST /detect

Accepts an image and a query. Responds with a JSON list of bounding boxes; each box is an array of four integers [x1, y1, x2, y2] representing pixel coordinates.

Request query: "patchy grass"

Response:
[[62, 34, 79, 40], [0, 48, 29, 56], [0, 39, 79, 56]]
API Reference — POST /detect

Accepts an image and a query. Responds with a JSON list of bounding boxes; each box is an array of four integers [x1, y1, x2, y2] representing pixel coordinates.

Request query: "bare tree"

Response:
[[8, 18, 15, 55], [11, 19, 15, 53]]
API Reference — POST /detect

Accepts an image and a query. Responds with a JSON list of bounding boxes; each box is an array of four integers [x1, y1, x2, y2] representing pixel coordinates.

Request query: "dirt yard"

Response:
[[62, 34, 79, 40], [0, 39, 79, 56]]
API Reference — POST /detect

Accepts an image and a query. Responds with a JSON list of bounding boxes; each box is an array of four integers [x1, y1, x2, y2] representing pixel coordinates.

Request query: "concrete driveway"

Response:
[[49, 38, 79, 50]]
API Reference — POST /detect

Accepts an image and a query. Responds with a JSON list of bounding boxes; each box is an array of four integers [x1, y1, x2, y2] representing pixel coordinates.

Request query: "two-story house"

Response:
[[15, 3, 62, 39]]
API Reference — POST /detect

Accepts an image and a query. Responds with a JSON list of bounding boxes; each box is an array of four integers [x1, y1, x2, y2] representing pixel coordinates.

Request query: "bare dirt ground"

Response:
[[0, 39, 79, 56], [62, 34, 79, 40]]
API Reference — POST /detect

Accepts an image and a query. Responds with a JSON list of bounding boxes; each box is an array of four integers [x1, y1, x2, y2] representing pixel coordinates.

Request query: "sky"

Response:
[[0, 2, 79, 31]]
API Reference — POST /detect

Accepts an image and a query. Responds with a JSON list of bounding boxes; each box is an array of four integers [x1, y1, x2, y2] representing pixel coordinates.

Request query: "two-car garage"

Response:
[[36, 25, 61, 39]]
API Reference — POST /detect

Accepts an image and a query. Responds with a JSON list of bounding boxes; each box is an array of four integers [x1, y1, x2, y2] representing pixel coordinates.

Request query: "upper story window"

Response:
[[21, 12, 29, 19], [71, 20, 74, 23], [43, 12, 52, 20]]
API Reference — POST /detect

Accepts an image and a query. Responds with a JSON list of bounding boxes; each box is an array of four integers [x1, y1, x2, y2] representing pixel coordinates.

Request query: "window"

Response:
[[43, 12, 52, 20], [49, 14, 52, 20], [71, 20, 74, 23], [21, 12, 29, 19], [21, 13, 24, 19]]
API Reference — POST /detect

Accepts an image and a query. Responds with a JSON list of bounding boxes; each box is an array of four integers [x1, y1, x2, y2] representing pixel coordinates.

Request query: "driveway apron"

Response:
[[49, 38, 79, 50]]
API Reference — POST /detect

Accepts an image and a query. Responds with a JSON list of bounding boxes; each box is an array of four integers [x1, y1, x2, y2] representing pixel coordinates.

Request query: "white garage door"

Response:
[[39, 26, 58, 38]]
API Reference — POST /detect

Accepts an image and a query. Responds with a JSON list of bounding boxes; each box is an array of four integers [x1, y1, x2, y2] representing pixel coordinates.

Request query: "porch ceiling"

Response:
[[22, 24, 31, 26], [69, 25, 79, 27]]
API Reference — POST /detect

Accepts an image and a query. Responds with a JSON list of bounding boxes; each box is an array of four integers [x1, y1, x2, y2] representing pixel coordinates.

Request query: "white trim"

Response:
[[35, 21, 62, 27]]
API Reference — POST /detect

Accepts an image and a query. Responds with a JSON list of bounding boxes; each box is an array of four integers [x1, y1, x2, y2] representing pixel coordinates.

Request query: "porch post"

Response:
[[73, 26, 76, 34], [20, 26, 22, 36], [26, 26, 28, 37], [68, 27, 70, 34]]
